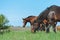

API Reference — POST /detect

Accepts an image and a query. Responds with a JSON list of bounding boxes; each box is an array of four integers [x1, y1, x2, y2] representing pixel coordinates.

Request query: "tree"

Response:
[[0, 14, 9, 29]]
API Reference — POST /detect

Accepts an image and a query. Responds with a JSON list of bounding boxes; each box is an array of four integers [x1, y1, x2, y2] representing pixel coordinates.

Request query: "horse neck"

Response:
[[27, 18, 32, 25], [26, 16, 37, 25], [24, 18, 31, 24]]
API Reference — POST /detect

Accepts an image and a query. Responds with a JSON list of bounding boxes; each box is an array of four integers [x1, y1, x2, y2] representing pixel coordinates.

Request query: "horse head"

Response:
[[22, 18, 27, 27]]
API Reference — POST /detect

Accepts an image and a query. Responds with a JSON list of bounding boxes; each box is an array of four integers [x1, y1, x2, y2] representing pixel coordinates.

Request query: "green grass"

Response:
[[0, 30, 60, 40]]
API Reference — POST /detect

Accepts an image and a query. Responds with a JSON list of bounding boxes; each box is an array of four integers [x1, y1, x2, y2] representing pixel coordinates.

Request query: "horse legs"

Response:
[[53, 27, 56, 33], [39, 24, 42, 31], [46, 28, 49, 33], [42, 23, 46, 31], [46, 23, 50, 33], [31, 23, 37, 33], [31, 25, 34, 32], [33, 23, 40, 33], [52, 23, 56, 33]]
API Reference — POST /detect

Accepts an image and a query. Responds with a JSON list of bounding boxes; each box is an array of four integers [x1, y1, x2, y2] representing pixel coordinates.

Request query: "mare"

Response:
[[33, 5, 60, 33], [32, 19, 48, 32], [22, 15, 47, 32], [22, 15, 38, 32], [47, 5, 60, 33], [22, 16, 37, 27]]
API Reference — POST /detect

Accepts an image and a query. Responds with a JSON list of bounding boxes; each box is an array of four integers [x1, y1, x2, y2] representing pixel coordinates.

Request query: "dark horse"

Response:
[[33, 5, 60, 33], [32, 19, 48, 32], [22, 16, 37, 27]]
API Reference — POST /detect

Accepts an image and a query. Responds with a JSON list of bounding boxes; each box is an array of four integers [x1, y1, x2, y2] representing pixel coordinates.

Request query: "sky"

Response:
[[0, 0, 60, 27]]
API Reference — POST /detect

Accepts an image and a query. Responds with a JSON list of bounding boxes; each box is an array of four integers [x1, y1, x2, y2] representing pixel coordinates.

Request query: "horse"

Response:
[[47, 5, 60, 33], [32, 19, 48, 33], [22, 16, 37, 27], [32, 6, 51, 33], [22, 15, 46, 32], [33, 5, 60, 33]]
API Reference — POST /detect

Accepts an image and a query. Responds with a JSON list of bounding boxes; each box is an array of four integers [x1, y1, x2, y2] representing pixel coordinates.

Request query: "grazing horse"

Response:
[[32, 19, 48, 32], [47, 5, 60, 33], [33, 5, 60, 33], [32, 6, 50, 33], [22, 15, 46, 32], [22, 16, 37, 27]]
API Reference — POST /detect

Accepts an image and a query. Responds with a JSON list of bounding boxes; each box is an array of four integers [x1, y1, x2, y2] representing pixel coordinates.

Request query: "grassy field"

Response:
[[0, 27, 60, 40]]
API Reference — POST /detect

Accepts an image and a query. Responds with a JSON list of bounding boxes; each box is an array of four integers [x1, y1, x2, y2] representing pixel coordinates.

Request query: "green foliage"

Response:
[[2, 25, 10, 29], [0, 14, 9, 29]]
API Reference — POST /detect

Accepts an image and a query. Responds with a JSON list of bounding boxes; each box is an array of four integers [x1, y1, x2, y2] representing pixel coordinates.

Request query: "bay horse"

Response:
[[22, 15, 46, 32], [22, 16, 37, 27], [33, 5, 60, 33], [32, 19, 48, 32]]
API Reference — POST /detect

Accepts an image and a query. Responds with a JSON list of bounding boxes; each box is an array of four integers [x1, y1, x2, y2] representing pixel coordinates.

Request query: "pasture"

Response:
[[0, 27, 60, 40]]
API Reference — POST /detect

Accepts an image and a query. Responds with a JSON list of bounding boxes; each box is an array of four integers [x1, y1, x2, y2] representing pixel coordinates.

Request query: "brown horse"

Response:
[[22, 16, 46, 32], [32, 19, 48, 32], [22, 16, 37, 27], [33, 5, 60, 33]]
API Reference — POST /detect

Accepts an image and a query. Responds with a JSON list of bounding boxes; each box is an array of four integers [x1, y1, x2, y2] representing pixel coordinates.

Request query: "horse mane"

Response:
[[23, 15, 36, 20], [27, 15, 36, 18]]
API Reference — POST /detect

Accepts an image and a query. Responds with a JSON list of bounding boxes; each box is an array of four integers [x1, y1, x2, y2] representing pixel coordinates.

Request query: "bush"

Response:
[[0, 14, 9, 29]]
